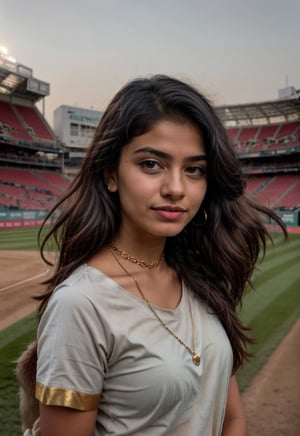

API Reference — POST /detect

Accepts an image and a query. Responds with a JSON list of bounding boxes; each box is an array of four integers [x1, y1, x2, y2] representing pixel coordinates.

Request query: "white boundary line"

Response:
[[0, 268, 50, 293]]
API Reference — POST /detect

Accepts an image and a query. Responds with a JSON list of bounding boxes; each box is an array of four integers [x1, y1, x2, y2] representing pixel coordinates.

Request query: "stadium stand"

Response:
[[0, 168, 63, 194], [236, 126, 259, 143], [40, 171, 69, 189], [276, 121, 299, 139], [0, 48, 299, 228], [245, 176, 269, 194], [0, 101, 33, 142], [226, 127, 240, 143], [252, 175, 299, 207], [216, 87, 300, 228], [14, 104, 55, 141], [0, 49, 68, 225]]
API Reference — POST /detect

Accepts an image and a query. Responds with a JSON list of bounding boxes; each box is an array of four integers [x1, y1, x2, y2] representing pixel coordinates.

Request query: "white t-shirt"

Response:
[[36, 264, 233, 435]]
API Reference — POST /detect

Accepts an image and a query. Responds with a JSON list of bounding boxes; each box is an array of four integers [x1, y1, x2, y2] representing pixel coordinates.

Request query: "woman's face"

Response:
[[107, 119, 208, 241]]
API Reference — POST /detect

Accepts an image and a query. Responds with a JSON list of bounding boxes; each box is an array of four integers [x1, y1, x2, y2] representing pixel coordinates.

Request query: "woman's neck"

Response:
[[112, 232, 166, 265]]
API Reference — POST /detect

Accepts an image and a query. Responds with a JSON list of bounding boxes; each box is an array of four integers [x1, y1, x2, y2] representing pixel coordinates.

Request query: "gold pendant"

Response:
[[192, 352, 200, 366]]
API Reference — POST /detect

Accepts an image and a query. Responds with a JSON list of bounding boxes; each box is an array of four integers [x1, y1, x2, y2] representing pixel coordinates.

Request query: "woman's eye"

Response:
[[185, 166, 206, 176], [141, 160, 161, 170]]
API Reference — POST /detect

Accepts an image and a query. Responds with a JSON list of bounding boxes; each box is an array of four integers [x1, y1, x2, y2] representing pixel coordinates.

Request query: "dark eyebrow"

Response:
[[133, 147, 207, 162]]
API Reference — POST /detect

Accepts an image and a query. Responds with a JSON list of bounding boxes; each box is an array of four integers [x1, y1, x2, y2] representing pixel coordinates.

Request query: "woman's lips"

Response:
[[152, 207, 185, 220]]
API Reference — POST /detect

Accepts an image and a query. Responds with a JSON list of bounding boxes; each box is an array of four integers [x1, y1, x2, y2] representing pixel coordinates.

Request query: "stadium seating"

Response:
[[0, 184, 27, 199], [0, 186, 57, 211], [40, 171, 69, 189], [0, 167, 71, 211], [0, 101, 32, 142], [253, 125, 280, 150], [246, 176, 269, 194], [0, 196, 18, 208], [236, 126, 259, 143], [234, 121, 300, 153], [227, 128, 240, 143], [28, 191, 53, 201], [276, 121, 299, 139], [248, 175, 300, 208], [0, 168, 62, 195], [275, 179, 300, 208], [14, 105, 55, 141]]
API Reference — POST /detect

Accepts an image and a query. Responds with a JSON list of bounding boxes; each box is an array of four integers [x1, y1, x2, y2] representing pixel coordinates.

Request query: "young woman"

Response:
[[19, 75, 286, 435]]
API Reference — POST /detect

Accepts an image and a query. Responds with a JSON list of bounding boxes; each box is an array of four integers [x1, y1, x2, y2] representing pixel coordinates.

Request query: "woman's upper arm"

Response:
[[222, 375, 248, 436], [36, 287, 105, 431], [39, 403, 98, 436]]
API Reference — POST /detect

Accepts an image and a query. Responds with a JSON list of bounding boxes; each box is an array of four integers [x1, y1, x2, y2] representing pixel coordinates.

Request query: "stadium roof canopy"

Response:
[[0, 54, 49, 103], [216, 96, 300, 126]]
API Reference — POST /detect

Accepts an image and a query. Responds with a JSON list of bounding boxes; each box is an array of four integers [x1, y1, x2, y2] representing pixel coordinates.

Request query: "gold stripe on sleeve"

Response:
[[36, 381, 100, 411]]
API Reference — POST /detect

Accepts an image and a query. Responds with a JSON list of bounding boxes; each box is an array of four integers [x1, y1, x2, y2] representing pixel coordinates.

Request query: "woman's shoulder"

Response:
[[39, 264, 117, 332], [49, 264, 113, 307]]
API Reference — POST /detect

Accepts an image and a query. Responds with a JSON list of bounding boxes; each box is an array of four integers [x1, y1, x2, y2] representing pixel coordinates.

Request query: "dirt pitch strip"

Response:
[[243, 318, 300, 435], [0, 250, 51, 330], [0, 250, 299, 435]]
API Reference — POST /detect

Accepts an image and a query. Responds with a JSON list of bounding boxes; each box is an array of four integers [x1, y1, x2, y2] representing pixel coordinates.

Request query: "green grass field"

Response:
[[0, 228, 299, 435], [0, 226, 52, 251], [236, 233, 300, 390]]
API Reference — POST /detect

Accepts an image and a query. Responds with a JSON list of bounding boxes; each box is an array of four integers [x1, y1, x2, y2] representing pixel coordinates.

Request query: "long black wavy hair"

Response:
[[38, 75, 286, 372]]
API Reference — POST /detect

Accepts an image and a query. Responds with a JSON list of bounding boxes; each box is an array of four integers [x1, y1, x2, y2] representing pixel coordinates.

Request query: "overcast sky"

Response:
[[1, 0, 299, 126]]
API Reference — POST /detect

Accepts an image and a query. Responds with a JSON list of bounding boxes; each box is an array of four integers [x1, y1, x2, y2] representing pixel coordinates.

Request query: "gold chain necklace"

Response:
[[111, 249, 201, 366], [111, 245, 164, 269]]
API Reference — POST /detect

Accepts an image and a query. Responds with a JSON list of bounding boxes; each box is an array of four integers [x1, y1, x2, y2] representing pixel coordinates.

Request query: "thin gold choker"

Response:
[[111, 244, 164, 269], [111, 248, 200, 366]]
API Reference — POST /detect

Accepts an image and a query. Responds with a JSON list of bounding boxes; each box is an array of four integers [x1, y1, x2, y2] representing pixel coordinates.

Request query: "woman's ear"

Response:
[[104, 170, 118, 192]]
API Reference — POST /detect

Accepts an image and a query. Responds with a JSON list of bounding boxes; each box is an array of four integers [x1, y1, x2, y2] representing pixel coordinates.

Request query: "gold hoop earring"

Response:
[[191, 209, 207, 227]]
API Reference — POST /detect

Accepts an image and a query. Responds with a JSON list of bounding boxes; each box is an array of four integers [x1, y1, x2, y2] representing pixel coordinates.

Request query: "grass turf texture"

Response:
[[0, 315, 36, 436], [0, 226, 55, 252], [236, 233, 300, 391], [0, 228, 299, 434]]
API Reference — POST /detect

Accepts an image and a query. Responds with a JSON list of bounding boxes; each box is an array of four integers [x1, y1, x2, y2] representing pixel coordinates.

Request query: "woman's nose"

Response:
[[160, 171, 185, 199]]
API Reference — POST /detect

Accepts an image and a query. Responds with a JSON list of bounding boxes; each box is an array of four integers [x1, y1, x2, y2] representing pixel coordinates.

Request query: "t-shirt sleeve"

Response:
[[36, 283, 108, 411]]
